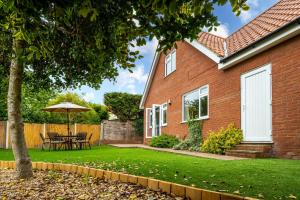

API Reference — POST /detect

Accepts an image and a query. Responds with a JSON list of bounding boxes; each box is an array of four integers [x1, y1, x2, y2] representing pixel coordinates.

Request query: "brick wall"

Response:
[[144, 36, 300, 159], [101, 120, 143, 144]]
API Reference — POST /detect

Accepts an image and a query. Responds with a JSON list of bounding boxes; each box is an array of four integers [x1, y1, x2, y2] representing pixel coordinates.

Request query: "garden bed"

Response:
[[0, 169, 179, 200]]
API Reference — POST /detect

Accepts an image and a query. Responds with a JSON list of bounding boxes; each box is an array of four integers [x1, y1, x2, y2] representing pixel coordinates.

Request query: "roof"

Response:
[[198, 0, 300, 57], [197, 32, 225, 57], [140, 0, 300, 109]]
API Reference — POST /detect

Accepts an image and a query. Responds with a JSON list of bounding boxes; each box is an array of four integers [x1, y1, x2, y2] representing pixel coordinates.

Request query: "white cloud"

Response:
[[114, 64, 148, 94], [239, 0, 260, 24], [248, 0, 259, 7], [130, 38, 158, 57], [82, 92, 95, 102], [209, 23, 230, 37], [239, 10, 257, 24], [127, 84, 137, 94]]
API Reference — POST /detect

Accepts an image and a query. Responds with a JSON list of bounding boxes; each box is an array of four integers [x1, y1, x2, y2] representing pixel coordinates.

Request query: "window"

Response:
[[183, 85, 209, 121], [149, 110, 153, 128], [165, 50, 176, 76], [161, 103, 167, 126]]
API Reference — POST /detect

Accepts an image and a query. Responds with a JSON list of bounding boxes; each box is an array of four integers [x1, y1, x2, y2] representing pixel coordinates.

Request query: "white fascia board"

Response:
[[219, 23, 300, 70], [139, 51, 161, 109], [185, 39, 221, 63]]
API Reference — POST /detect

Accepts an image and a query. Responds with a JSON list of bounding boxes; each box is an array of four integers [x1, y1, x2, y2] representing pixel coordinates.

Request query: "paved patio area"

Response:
[[110, 144, 246, 160]]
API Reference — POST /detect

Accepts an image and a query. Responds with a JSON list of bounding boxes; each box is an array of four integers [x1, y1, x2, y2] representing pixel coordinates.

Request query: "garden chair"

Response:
[[75, 132, 87, 150], [47, 132, 66, 151], [85, 133, 93, 149], [39, 133, 50, 151]]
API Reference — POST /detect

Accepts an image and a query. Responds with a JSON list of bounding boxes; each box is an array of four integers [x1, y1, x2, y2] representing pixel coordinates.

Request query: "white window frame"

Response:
[[165, 50, 176, 76], [160, 103, 167, 127], [182, 85, 209, 123], [145, 108, 152, 138], [149, 109, 153, 128]]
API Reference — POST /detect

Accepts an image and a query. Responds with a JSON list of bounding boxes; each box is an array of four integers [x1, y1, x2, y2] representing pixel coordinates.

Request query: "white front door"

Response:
[[152, 104, 161, 137], [241, 64, 272, 142]]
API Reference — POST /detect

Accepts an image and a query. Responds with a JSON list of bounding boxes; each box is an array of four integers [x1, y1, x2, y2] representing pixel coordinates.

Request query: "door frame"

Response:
[[145, 108, 152, 138], [152, 104, 161, 137], [241, 63, 272, 142]]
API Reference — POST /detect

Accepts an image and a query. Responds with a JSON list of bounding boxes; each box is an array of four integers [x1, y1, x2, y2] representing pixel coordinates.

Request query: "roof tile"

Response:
[[196, 0, 300, 57]]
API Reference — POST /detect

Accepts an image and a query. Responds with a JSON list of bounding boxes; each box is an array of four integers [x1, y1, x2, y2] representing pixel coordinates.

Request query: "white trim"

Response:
[[5, 121, 9, 149], [152, 104, 162, 137], [185, 39, 221, 63], [223, 41, 228, 57], [145, 108, 152, 139], [182, 85, 209, 122], [219, 23, 300, 70], [165, 50, 176, 77], [140, 51, 160, 109], [241, 63, 272, 142], [160, 103, 168, 127], [181, 116, 209, 124]]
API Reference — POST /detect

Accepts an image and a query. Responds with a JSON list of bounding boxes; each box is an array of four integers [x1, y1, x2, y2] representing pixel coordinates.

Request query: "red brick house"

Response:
[[139, 0, 300, 159]]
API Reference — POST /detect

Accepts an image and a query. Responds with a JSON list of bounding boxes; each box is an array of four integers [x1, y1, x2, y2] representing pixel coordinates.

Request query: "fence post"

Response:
[[43, 123, 46, 138], [74, 123, 77, 135], [5, 121, 9, 149], [99, 122, 104, 145]]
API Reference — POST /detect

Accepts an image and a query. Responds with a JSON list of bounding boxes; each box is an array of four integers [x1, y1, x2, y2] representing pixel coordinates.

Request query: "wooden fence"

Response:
[[0, 121, 6, 148], [0, 121, 101, 149]]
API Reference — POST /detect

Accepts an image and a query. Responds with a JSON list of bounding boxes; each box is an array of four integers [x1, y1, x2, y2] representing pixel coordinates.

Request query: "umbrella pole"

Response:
[[67, 109, 70, 136]]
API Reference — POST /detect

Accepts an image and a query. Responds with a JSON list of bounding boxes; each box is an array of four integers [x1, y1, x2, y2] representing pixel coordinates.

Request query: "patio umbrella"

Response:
[[43, 102, 91, 136]]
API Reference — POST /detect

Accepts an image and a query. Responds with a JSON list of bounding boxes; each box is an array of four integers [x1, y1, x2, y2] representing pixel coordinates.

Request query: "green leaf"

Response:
[[78, 7, 91, 18]]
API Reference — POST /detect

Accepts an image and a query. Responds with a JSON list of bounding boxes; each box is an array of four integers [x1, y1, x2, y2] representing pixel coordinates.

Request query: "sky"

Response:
[[73, 0, 278, 104]]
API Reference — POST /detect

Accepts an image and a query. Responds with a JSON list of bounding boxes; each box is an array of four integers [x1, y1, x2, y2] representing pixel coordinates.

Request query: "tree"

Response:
[[0, 0, 249, 178], [90, 103, 109, 123], [104, 92, 142, 121]]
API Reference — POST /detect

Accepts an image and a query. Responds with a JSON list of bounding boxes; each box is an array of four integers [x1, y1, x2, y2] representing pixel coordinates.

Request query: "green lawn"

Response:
[[0, 145, 299, 199]]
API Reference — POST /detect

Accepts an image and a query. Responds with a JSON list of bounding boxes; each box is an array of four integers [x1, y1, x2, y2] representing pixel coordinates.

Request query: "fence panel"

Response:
[[46, 124, 75, 136], [76, 124, 101, 145], [1, 122, 101, 149], [0, 121, 6, 148], [24, 123, 44, 149]]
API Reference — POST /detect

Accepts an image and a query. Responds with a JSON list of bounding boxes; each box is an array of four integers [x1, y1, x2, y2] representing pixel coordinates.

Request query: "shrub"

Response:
[[201, 123, 243, 154], [173, 120, 202, 151], [150, 134, 180, 148], [133, 118, 144, 136]]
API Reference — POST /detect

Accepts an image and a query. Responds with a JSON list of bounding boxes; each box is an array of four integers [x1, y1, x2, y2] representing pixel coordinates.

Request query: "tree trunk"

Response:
[[7, 39, 33, 178]]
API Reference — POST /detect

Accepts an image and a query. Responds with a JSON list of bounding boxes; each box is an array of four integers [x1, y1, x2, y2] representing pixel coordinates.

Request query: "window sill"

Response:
[[180, 116, 209, 124], [161, 124, 167, 127], [164, 69, 176, 78]]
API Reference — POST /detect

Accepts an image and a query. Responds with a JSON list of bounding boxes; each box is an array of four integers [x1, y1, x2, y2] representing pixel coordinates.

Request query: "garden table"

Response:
[[58, 135, 80, 150]]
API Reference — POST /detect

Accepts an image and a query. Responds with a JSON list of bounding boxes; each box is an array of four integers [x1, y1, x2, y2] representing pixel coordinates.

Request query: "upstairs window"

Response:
[[165, 50, 176, 76]]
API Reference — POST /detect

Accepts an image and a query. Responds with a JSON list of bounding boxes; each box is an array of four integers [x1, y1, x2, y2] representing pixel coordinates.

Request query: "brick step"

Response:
[[225, 150, 271, 158], [234, 144, 272, 152]]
